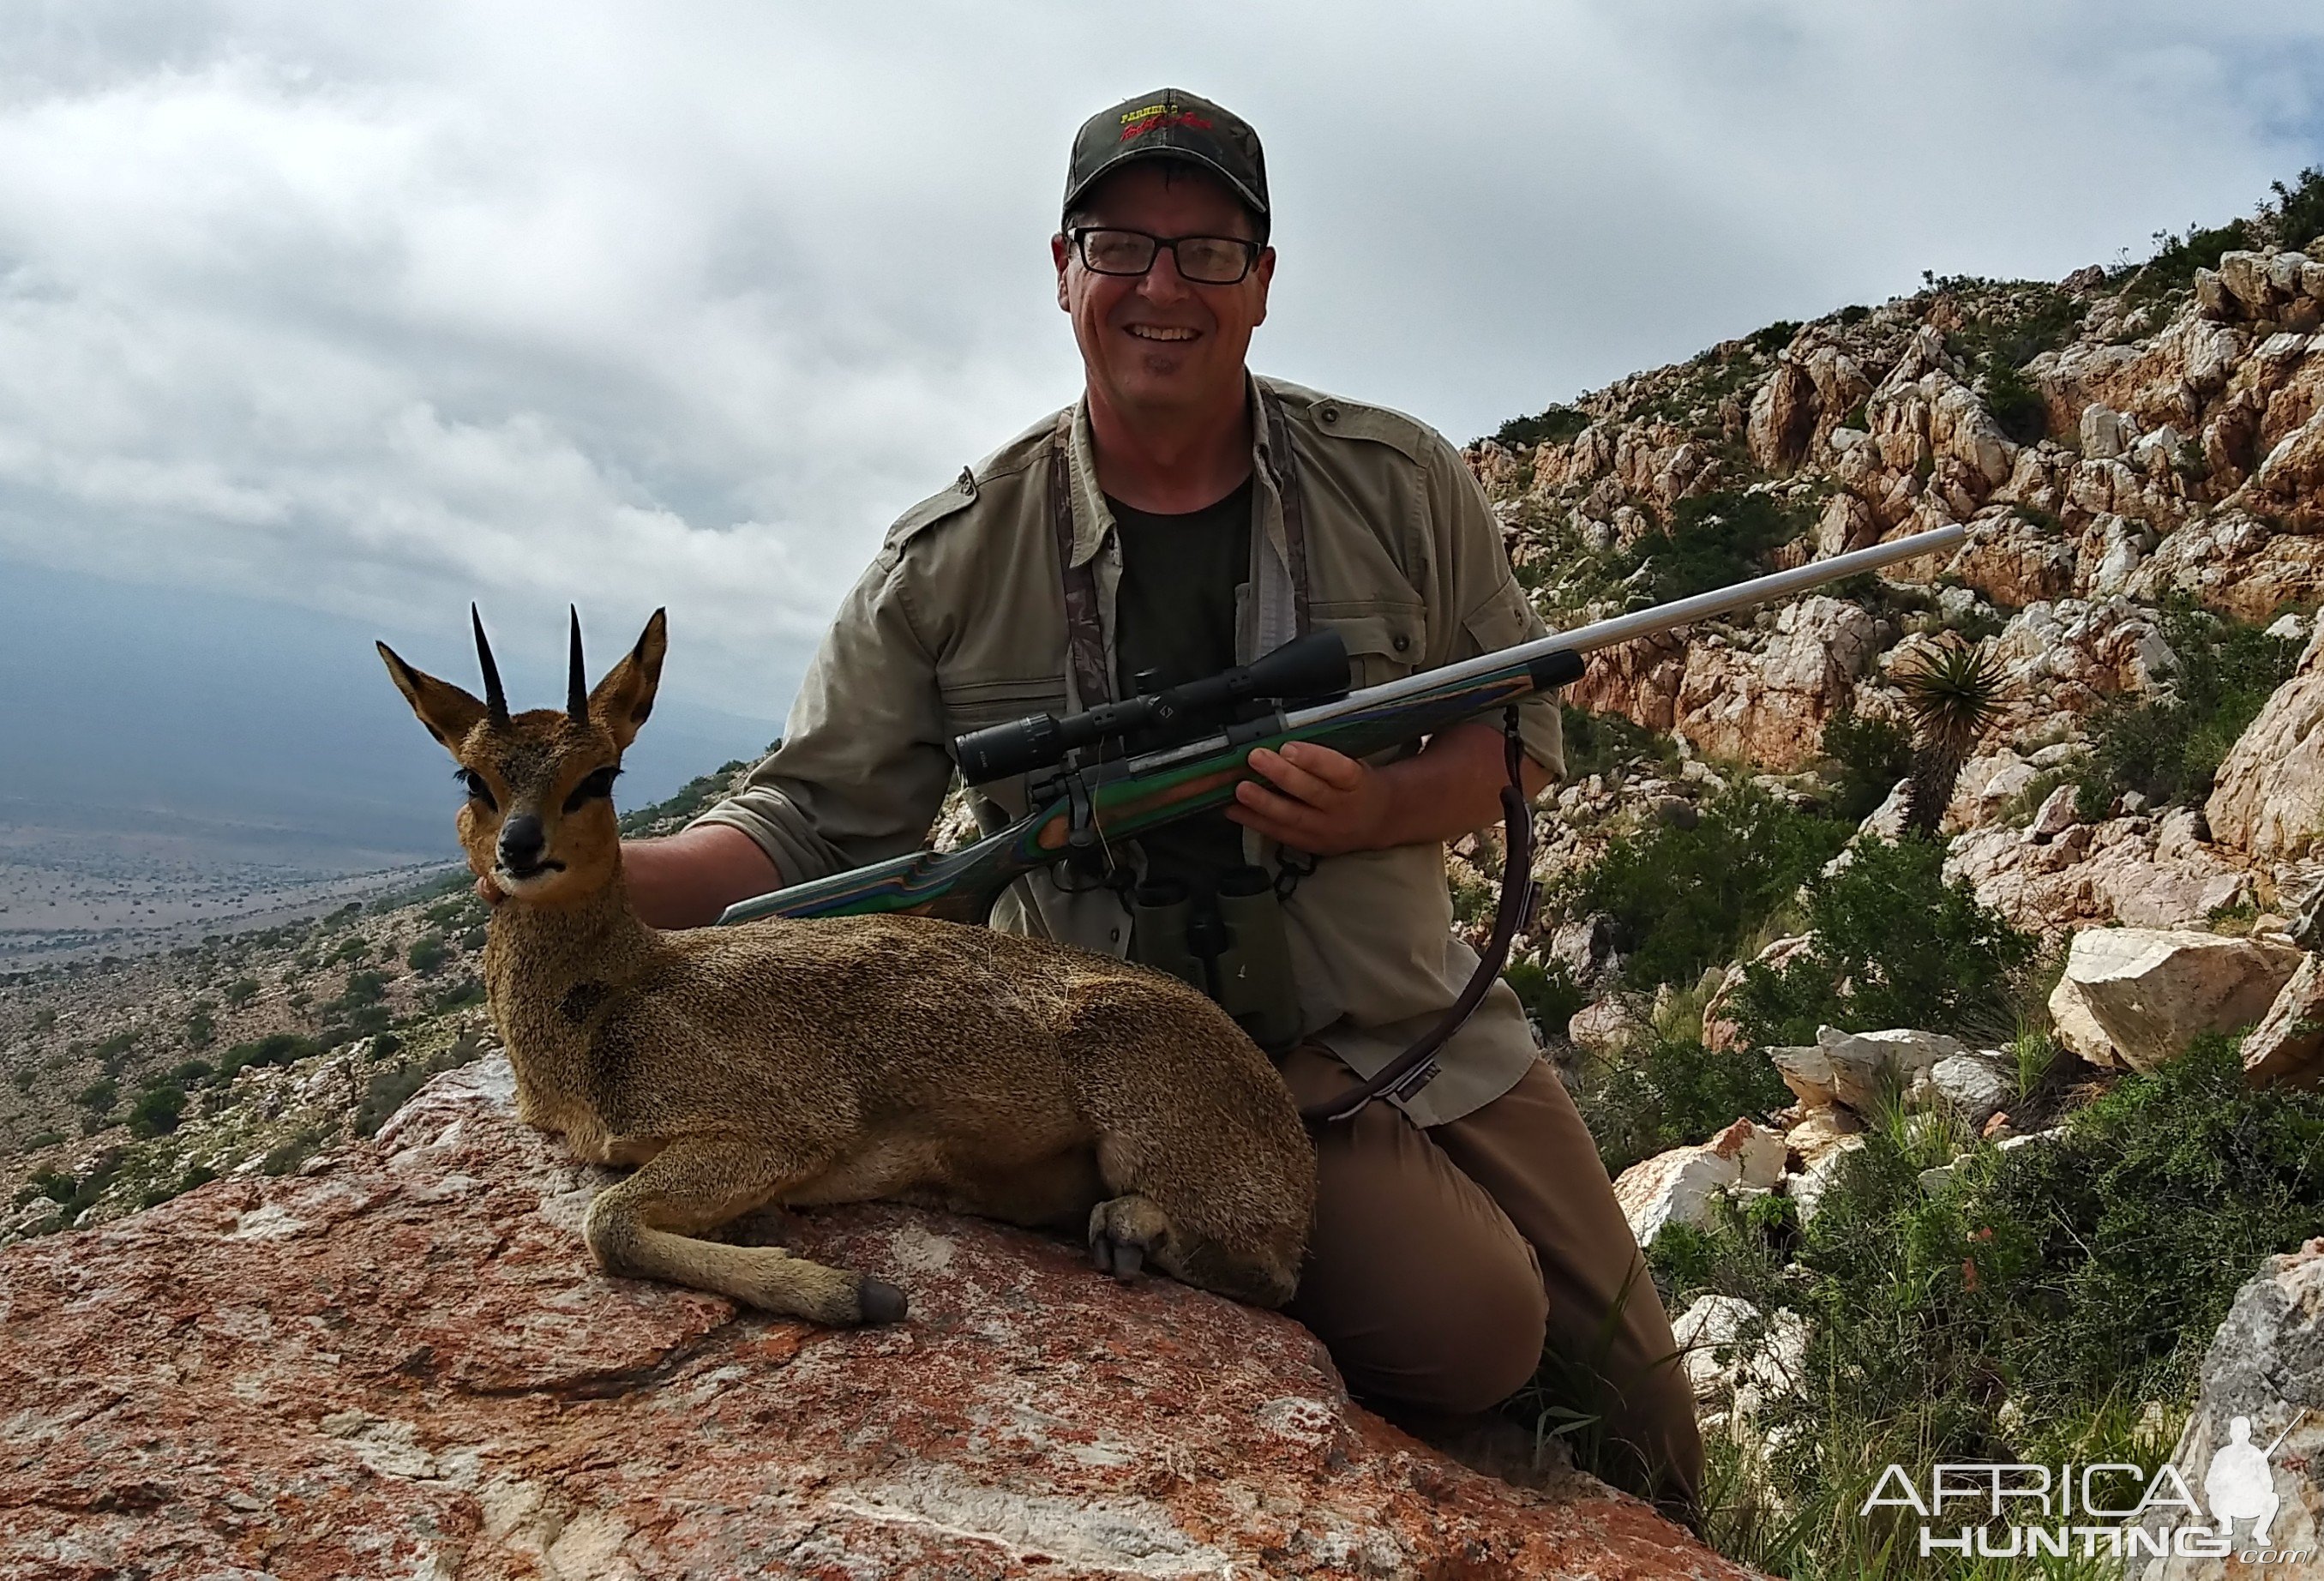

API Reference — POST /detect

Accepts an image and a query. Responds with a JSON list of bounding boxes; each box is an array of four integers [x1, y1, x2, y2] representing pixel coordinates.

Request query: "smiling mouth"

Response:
[[1125, 324, 1199, 342]]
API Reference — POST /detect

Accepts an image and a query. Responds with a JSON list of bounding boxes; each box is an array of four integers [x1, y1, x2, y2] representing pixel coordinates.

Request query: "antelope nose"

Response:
[[499, 815, 546, 869]]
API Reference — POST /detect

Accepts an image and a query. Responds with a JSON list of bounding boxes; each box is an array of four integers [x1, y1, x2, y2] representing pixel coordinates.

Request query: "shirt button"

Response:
[[1392, 634, 1411, 652], [1108, 928, 1121, 944], [1319, 405, 1340, 424]]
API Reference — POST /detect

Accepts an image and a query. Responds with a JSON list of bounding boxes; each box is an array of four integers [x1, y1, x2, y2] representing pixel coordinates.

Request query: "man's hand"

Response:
[[1226, 721, 1556, 856], [1227, 742, 1394, 856]]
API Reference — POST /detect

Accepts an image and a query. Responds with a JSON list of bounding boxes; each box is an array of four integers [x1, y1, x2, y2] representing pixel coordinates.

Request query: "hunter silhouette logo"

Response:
[[2206, 1411, 2306, 1546]]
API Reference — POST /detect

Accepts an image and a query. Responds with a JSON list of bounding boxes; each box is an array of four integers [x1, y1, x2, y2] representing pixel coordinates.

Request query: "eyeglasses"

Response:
[[1067, 227, 1262, 285]]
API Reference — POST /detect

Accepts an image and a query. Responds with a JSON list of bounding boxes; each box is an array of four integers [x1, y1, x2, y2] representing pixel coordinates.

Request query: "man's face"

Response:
[[1052, 160, 1275, 423]]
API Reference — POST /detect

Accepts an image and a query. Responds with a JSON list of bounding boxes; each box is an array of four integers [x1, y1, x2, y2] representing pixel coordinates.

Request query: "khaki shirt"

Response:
[[694, 374, 1563, 1126]]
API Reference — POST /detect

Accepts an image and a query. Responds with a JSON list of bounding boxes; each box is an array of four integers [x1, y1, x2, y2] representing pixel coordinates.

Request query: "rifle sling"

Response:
[[1299, 706, 1535, 1129]]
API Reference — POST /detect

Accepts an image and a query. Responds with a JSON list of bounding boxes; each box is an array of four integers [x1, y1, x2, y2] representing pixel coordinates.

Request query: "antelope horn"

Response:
[[567, 605, 589, 725], [471, 604, 510, 726]]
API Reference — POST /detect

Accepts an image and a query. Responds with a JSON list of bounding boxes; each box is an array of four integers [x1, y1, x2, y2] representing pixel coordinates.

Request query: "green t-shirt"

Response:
[[1106, 474, 1254, 893]]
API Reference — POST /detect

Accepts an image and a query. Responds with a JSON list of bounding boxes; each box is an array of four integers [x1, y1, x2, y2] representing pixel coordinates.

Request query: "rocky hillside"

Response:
[[1458, 174, 2324, 1578]]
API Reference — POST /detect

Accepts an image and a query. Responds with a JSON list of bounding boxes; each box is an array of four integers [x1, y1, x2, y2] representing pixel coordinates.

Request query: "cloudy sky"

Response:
[[3, 0, 2321, 728]]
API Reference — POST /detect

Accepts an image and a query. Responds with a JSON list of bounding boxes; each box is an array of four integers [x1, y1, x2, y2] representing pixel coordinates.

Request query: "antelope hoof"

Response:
[[1088, 1195, 1171, 1285], [857, 1276, 909, 1325]]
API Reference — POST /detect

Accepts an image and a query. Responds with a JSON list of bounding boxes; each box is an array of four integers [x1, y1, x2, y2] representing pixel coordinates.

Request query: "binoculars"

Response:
[[1130, 866, 1303, 1053]]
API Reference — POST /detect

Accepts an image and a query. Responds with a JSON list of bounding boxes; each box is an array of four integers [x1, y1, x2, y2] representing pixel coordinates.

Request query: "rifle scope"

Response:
[[953, 628, 1351, 784]]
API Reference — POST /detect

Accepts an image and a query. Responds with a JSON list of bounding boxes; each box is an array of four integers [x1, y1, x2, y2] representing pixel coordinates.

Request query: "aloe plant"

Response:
[[1895, 640, 2009, 836]]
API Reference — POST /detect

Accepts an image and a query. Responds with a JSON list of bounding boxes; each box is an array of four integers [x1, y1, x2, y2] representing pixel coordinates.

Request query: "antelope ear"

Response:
[[587, 608, 667, 751], [379, 641, 489, 754]]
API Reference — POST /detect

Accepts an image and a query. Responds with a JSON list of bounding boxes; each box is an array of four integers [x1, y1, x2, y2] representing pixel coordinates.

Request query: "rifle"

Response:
[[718, 521, 1966, 931]]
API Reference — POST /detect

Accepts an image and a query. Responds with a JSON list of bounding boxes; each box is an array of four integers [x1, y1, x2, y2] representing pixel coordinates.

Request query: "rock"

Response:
[[1788, 1135, 1868, 1223], [1748, 361, 1817, 473], [2131, 509, 2324, 622], [1768, 1026, 1962, 1114], [2239, 953, 2324, 1089], [2081, 402, 2129, 459], [2027, 783, 2080, 842], [1549, 912, 1624, 990], [1669, 1295, 1808, 1418], [1781, 1104, 1863, 1165], [0, 1059, 1752, 1579], [1923, 1050, 2012, 1127], [2209, 619, 2324, 863], [2122, 1237, 2324, 1579], [1569, 993, 1647, 1053], [1945, 815, 2253, 936], [1612, 1120, 1786, 1248], [2045, 927, 2303, 1072]]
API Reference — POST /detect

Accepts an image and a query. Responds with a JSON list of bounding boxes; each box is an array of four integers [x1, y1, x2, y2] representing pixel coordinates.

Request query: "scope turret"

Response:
[[952, 628, 1351, 784]]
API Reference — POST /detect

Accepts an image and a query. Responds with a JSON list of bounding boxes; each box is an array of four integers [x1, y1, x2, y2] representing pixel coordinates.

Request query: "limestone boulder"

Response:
[[2210, 620, 2324, 863], [1613, 1120, 1787, 1248], [2131, 509, 2324, 623], [1748, 360, 1817, 473], [1669, 1295, 1809, 1418], [1942, 508, 2076, 609], [1767, 1026, 1962, 1114], [1781, 1104, 1864, 1166], [2239, 952, 2324, 1089], [1924, 1050, 2013, 1129], [0, 1059, 1756, 1579], [2045, 927, 2303, 1071], [2122, 1238, 2324, 1579], [1788, 1134, 1868, 1224]]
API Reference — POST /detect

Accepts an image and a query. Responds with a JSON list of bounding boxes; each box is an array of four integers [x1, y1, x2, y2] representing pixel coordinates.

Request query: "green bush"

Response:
[[1817, 709, 1912, 824], [218, 1032, 323, 1082], [405, 935, 450, 976], [1619, 490, 1811, 604], [2124, 217, 2252, 301], [1502, 959, 1585, 1040], [1729, 834, 2034, 1047], [1556, 704, 1676, 782], [432, 976, 486, 1013], [222, 977, 260, 1007], [183, 1007, 214, 1049], [2272, 166, 2324, 253], [125, 1084, 185, 1139], [75, 1077, 117, 1114], [1550, 784, 1852, 993], [1653, 1034, 2324, 1576], [260, 1126, 330, 1176], [1570, 1029, 1794, 1178], [354, 1034, 487, 1138], [2074, 602, 2299, 819], [32, 1008, 57, 1031], [1745, 319, 1800, 354], [1492, 405, 1591, 450]]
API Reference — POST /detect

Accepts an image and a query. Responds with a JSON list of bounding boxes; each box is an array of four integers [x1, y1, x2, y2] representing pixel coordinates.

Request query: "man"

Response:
[[622, 90, 1701, 1509]]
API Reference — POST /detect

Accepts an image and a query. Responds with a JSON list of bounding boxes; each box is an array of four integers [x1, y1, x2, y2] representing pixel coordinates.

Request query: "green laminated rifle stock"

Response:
[[716, 522, 1967, 930]]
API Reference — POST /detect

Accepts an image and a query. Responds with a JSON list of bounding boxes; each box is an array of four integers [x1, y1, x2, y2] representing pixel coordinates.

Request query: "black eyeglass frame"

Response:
[[1066, 226, 1264, 285]]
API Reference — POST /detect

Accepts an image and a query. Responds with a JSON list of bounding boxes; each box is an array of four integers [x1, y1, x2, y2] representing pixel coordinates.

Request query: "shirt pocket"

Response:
[[1308, 602, 1429, 691]]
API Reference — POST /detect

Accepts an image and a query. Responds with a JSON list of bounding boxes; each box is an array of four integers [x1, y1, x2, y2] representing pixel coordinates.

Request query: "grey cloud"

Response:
[[0, 1, 2318, 714]]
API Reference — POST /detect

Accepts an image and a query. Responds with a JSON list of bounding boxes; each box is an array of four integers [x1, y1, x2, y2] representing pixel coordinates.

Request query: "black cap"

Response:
[[1063, 89, 1269, 238]]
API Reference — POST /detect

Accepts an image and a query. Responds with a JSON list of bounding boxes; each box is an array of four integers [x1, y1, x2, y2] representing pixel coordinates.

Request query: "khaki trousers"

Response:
[[1276, 1043, 1704, 1512]]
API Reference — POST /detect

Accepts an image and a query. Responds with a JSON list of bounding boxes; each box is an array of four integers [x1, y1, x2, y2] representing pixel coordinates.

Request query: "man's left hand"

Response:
[[1227, 741, 1394, 856]]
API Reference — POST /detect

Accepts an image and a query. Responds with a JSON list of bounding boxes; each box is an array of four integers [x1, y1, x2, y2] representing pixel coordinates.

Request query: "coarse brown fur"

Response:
[[377, 608, 1317, 1326]]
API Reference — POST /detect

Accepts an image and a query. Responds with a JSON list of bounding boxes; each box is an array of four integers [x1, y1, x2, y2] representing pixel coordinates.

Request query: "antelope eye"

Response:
[[457, 768, 497, 810], [562, 765, 621, 813]]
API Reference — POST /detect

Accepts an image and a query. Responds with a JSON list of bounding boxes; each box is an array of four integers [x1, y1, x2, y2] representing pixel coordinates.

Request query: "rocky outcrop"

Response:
[[0, 1059, 1753, 1579], [1944, 809, 2254, 936], [2210, 620, 2324, 863], [1612, 1119, 1786, 1248], [2123, 1237, 2324, 1580], [2239, 953, 2324, 1088], [1570, 596, 1881, 771], [2046, 928, 2303, 1071], [1766, 1026, 1962, 1113]]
